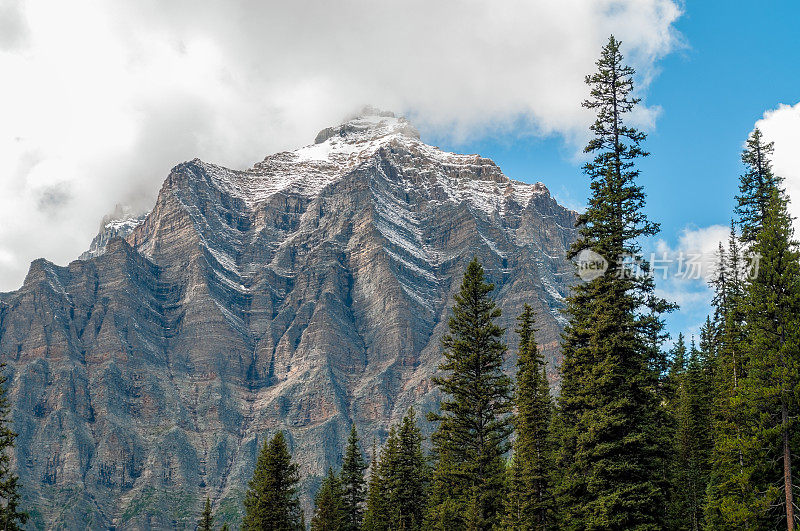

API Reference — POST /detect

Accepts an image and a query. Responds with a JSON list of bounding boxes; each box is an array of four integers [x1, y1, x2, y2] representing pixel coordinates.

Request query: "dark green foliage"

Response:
[[0, 366, 27, 531], [502, 454, 526, 530], [362, 439, 386, 531], [555, 35, 672, 530], [705, 131, 800, 529], [427, 257, 513, 530], [738, 184, 800, 529], [668, 338, 713, 530], [665, 334, 687, 528], [363, 410, 429, 531], [668, 334, 688, 391], [391, 409, 429, 530], [502, 304, 554, 530], [242, 431, 303, 531], [311, 467, 346, 531], [736, 128, 781, 244], [705, 223, 759, 528], [340, 425, 366, 531], [198, 497, 213, 531]]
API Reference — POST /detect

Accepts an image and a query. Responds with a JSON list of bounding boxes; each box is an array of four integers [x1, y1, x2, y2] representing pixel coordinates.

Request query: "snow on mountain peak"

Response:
[[312, 108, 420, 145], [191, 108, 552, 219], [79, 208, 147, 260]]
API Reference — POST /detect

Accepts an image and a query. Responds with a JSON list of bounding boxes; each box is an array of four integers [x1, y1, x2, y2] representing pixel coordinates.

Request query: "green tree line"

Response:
[[0, 32, 793, 531], [224, 35, 797, 531]]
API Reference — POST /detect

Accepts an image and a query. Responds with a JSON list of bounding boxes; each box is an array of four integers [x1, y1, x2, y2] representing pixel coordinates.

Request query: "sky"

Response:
[[1, 0, 799, 341], [435, 1, 800, 340]]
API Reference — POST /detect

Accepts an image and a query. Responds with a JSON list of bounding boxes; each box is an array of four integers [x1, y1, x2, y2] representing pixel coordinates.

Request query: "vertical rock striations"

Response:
[[0, 109, 577, 528]]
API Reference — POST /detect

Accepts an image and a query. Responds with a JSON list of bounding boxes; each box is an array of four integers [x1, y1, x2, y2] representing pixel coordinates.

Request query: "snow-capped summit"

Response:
[[178, 108, 551, 219], [312, 107, 420, 145], [79, 205, 147, 260], [6, 108, 577, 527]]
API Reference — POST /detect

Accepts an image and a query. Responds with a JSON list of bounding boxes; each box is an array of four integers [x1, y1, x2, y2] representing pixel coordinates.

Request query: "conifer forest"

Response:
[[0, 24, 797, 531], [192, 37, 798, 530]]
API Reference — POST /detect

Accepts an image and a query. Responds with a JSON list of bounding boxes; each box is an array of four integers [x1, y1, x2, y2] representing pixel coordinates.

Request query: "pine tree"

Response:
[[198, 496, 213, 531], [503, 304, 554, 530], [669, 339, 713, 531], [667, 335, 688, 530], [242, 431, 303, 531], [555, 35, 672, 530], [667, 334, 688, 404], [706, 136, 785, 529], [0, 366, 27, 531], [426, 257, 513, 530], [665, 332, 688, 529], [699, 317, 718, 386], [340, 425, 366, 531], [736, 128, 780, 244], [389, 408, 429, 530], [311, 467, 346, 531], [364, 411, 429, 531], [377, 427, 402, 530], [706, 239, 761, 527], [739, 184, 800, 530], [362, 438, 387, 531], [503, 454, 525, 530]]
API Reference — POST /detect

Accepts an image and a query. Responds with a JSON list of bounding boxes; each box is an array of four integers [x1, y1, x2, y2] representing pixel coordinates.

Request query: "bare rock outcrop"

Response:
[[0, 109, 577, 528]]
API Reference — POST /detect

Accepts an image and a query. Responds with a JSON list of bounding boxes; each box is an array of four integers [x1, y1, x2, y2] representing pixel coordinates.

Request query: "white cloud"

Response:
[[654, 224, 730, 283], [654, 224, 729, 290], [651, 224, 728, 341], [0, 0, 682, 291], [756, 102, 800, 231], [656, 104, 800, 341]]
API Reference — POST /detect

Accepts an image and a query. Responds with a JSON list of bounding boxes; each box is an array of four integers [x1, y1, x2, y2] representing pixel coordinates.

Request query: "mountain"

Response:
[[0, 109, 577, 529], [78, 205, 147, 261]]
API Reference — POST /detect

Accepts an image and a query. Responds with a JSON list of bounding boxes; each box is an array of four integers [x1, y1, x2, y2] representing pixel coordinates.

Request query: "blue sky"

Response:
[[433, 2, 800, 341]]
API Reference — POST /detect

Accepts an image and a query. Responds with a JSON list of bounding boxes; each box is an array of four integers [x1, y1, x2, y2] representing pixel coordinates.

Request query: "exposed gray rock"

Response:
[[0, 109, 577, 529], [78, 205, 147, 260]]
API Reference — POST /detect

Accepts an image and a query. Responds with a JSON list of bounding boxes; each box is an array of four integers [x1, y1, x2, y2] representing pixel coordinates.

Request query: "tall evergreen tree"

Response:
[[364, 410, 429, 531], [503, 304, 554, 530], [242, 431, 303, 531], [555, 35, 672, 530], [340, 425, 366, 531], [669, 339, 713, 531], [665, 331, 688, 528], [706, 134, 785, 529], [0, 366, 26, 531], [198, 497, 213, 531], [362, 438, 387, 531], [388, 408, 429, 530], [739, 184, 800, 530], [735, 128, 780, 244], [426, 257, 513, 530], [311, 467, 346, 531], [668, 334, 688, 392], [698, 317, 718, 384], [503, 454, 526, 530], [706, 240, 761, 527]]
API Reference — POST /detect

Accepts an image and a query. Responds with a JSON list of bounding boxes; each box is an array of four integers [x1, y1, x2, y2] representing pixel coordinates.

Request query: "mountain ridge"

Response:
[[0, 108, 577, 528]]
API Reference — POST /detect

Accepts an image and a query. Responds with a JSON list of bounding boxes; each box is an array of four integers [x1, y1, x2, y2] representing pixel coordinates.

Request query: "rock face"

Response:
[[0, 110, 577, 529], [78, 207, 147, 261]]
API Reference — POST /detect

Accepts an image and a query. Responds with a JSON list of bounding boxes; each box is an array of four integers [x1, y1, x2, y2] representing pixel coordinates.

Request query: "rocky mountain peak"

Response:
[[79, 205, 148, 260], [1, 107, 578, 528], [313, 107, 420, 144]]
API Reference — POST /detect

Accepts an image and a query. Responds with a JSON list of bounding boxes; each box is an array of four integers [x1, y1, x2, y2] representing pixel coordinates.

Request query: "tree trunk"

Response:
[[783, 399, 795, 531]]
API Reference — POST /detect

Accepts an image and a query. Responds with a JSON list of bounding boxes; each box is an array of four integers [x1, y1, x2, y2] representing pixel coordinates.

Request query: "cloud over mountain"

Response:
[[0, 0, 682, 291]]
